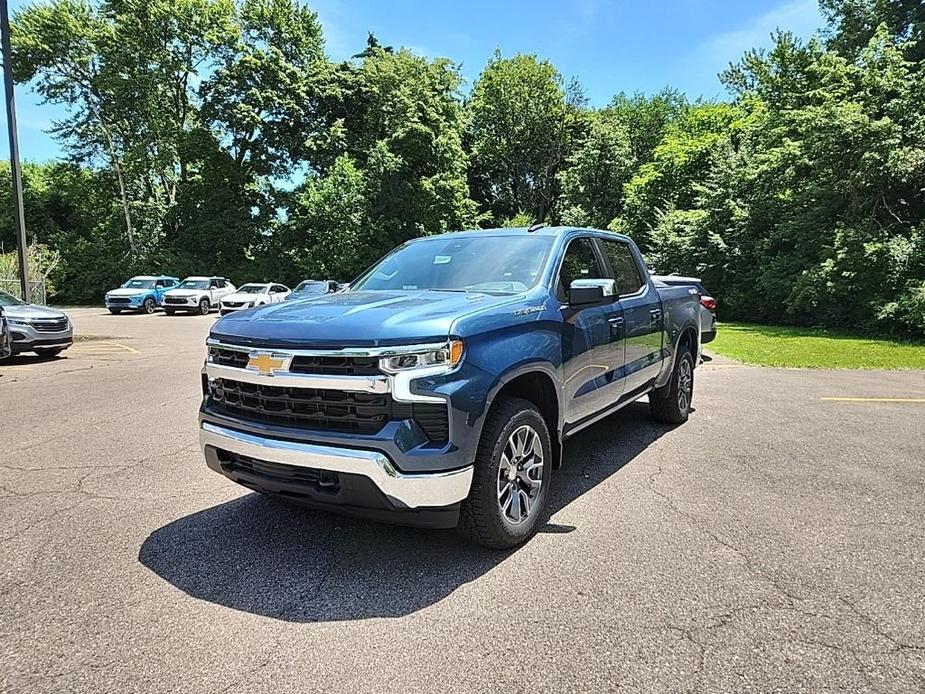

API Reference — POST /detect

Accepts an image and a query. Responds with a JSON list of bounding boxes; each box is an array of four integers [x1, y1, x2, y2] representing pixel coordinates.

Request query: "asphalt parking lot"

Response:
[[1, 307, 924, 693]]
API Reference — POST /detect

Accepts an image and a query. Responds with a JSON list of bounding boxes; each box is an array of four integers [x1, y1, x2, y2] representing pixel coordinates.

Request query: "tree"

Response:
[[558, 111, 635, 228], [467, 51, 584, 225], [606, 88, 687, 167]]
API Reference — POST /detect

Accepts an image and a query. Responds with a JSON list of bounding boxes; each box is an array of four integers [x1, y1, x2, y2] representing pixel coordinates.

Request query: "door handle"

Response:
[[608, 316, 624, 325], [649, 309, 662, 322]]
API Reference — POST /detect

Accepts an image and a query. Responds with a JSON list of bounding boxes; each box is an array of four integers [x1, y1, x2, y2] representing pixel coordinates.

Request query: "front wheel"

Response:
[[649, 350, 694, 424], [34, 348, 64, 359], [457, 396, 552, 549], [164, 309, 176, 316], [198, 298, 210, 315], [142, 297, 156, 314], [108, 308, 121, 315]]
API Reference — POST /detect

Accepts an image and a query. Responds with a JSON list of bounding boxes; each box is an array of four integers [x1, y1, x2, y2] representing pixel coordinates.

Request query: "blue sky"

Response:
[[2, 0, 824, 162]]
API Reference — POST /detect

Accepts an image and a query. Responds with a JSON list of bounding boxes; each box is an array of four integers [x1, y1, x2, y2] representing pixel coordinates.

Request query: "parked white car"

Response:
[[162, 277, 236, 315], [220, 283, 291, 315]]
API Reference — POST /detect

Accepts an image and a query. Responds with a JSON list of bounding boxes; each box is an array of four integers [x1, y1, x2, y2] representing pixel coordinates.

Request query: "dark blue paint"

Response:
[[203, 227, 700, 473]]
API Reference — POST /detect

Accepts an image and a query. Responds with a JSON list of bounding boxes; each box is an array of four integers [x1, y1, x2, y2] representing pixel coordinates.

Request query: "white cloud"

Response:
[[700, 0, 822, 64], [681, 0, 824, 98]]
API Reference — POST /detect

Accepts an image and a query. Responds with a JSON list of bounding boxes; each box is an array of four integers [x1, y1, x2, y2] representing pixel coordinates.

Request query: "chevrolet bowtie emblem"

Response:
[[246, 351, 289, 376]]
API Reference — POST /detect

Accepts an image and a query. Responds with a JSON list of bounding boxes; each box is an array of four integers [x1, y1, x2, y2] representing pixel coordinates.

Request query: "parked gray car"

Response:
[[651, 275, 717, 343], [0, 290, 73, 358]]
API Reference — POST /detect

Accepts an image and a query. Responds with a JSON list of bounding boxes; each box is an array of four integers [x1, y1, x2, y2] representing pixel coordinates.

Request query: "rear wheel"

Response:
[[457, 396, 552, 549], [649, 350, 694, 424], [108, 308, 121, 315], [164, 309, 176, 316], [198, 298, 210, 315], [142, 297, 156, 314], [34, 348, 64, 359]]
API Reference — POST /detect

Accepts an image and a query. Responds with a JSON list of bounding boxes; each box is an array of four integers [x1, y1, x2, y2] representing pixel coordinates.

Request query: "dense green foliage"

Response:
[[2, 0, 924, 335]]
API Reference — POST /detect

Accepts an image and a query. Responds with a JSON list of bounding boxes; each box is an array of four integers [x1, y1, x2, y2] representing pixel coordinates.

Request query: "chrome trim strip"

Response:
[[207, 338, 450, 359], [204, 362, 389, 393], [200, 422, 472, 508]]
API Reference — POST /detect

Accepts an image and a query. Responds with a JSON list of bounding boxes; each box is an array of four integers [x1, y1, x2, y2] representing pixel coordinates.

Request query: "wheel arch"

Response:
[[483, 364, 563, 469]]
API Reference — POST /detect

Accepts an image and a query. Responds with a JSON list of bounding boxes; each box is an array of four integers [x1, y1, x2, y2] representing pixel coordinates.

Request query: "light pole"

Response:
[[0, 0, 29, 302]]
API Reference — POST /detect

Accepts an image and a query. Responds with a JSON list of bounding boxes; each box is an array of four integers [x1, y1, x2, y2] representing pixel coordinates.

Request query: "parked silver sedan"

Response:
[[0, 290, 73, 358]]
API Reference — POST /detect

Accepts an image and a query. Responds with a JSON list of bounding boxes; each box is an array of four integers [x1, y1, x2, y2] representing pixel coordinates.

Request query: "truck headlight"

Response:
[[379, 340, 464, 373]]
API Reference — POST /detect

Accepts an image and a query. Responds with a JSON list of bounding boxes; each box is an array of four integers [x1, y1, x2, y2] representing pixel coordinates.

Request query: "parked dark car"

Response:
[[199, 227, 702, 548], [651, 275, 717, 343], [0, 306, 11, 360]]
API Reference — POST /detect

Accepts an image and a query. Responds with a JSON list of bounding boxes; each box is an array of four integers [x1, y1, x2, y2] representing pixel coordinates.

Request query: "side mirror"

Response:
[[569, 279, 617, 307]]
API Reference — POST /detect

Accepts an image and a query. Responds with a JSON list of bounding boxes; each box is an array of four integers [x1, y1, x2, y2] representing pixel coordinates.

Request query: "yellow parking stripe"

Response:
[[821, 397, 925, 403]]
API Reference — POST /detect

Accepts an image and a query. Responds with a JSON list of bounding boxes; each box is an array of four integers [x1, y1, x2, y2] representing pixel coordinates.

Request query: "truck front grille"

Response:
[[208, 345, 382, 376], [208, 377, 448, 443]]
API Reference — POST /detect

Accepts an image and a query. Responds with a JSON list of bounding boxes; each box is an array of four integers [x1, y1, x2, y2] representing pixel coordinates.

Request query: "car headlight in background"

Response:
[[379, 340, 464, 374]]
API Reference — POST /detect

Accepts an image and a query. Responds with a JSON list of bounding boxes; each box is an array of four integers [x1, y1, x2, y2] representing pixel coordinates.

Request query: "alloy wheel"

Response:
[[497, 424, 544, 525], [677, 357, 693, 412]]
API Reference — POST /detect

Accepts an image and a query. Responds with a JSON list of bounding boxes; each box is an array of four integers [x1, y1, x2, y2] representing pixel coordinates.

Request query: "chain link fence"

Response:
[[0, 279, 47, 305]]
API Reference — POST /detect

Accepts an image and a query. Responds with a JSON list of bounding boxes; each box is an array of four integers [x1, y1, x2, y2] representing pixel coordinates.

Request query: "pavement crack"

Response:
[[646, 462, 802, 603]]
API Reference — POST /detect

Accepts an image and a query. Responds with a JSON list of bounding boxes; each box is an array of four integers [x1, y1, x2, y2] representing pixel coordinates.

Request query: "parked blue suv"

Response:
[[105, 276, 180, 314], [198, 227, 701, 547]]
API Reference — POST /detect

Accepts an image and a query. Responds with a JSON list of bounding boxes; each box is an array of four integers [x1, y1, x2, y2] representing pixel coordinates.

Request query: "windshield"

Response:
[[0, 290, 26, 307], [123, 278, 156, 289], [237, 284, 269, 294], [178, 280, 209, 290], [294, 281, 328, 294], [352, 235, 554, 294]]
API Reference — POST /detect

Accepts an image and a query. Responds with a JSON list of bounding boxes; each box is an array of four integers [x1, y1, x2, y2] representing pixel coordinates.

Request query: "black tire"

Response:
[[164, 309, 176, 316], [198, 298, 211, 315], [457, 396, 552, 549], [108, 308, 121, 315], [142, 297, 157, 314], [34, 348, 64, 358], [649, 350, 694, 424]]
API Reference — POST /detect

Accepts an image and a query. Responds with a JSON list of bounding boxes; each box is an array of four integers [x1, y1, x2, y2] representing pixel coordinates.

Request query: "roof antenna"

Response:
[[527, 221, 546, 233]]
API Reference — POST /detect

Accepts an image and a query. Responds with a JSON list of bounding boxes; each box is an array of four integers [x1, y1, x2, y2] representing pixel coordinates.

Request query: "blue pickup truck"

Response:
[[199, 227, 701, 548]]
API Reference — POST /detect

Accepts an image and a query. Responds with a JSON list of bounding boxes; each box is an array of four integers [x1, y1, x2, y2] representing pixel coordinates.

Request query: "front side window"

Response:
[[178, 280, 209, 290], [557, 237, 606, 299], [600, 239, 644, 296], [352, 235, 554, 294]]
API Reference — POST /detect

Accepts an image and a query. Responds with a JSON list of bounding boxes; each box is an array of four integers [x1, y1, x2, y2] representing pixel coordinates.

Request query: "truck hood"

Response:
[[107, 287, 147, 297], [210, 289, 522, 347], [2, 304, 68, 321]]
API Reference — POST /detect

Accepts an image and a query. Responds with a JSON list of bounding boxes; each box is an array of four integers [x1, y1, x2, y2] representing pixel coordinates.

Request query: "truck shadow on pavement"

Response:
[[139, 401, 674, 622]]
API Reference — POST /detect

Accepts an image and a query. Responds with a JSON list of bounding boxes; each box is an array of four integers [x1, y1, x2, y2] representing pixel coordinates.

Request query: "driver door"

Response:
[[557, 237, 626, 425]]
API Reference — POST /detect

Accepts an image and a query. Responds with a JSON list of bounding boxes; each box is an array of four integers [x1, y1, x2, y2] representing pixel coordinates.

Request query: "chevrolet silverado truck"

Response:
[[199, 227, 701, 548]]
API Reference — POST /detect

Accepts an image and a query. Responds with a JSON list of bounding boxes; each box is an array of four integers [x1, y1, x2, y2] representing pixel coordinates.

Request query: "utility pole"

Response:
[[0, 0, 29, 302]]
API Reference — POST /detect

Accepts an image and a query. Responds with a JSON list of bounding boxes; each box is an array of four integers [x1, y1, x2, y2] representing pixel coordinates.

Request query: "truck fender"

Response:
[[654, 323, 700, 389], [482, 360, 564, 469]]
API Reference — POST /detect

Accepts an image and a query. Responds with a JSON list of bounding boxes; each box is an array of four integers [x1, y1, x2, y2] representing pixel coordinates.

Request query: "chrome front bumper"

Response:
[[200, 422, 473, 509]]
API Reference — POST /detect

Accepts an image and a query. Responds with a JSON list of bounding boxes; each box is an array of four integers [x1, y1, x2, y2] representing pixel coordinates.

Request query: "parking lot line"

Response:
[[821, 397, 925, 403]]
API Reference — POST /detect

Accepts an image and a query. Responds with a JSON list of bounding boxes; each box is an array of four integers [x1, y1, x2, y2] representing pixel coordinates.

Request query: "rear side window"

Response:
[[601, 240, 644, 296], [557, 237, 606, 299]]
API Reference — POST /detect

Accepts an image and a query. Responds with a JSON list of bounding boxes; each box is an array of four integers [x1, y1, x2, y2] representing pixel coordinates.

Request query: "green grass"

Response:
[[708, 322, 925, 369]]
